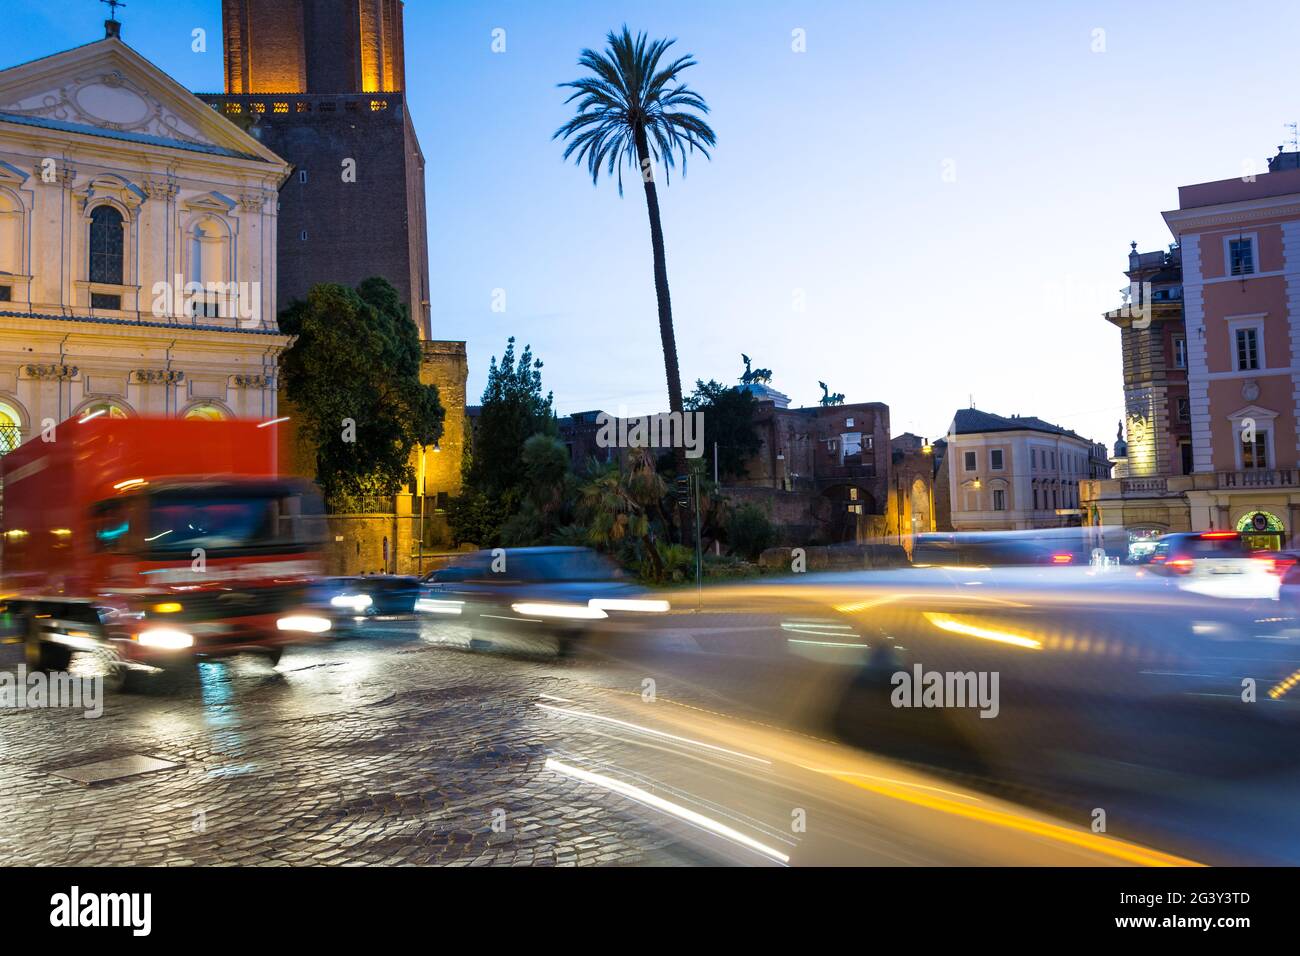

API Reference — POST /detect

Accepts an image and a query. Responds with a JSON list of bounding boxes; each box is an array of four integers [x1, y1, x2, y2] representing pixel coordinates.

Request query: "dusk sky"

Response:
[[5, 0, 1298, 446]]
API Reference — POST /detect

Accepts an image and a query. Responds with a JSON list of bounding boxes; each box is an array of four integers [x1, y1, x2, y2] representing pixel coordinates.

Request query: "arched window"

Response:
[[89, 206, 124, 285], [78, 400, 130, 422], [0, 400, 22, 455], [183, 403, 228, 421]]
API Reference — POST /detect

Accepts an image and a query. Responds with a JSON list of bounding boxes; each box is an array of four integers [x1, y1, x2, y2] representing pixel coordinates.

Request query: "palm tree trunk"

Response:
[[636, 127, 689, 542], [636, 130, 687, 456]]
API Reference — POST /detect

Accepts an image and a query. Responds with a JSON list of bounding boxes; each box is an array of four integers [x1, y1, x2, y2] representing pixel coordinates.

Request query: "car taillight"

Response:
[[1201, 531, 1237, 539], [1167, 558, 1194, 574], [1259, 556, 1296, 577], [1050, 553, 1073, 565]]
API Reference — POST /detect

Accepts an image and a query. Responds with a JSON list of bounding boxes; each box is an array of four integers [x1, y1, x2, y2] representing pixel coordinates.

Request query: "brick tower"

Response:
[[202, 0, 431, 338]]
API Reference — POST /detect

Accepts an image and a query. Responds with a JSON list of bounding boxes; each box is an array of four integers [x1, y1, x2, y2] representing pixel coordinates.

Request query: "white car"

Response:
[[1148, 531, 1280, 600]]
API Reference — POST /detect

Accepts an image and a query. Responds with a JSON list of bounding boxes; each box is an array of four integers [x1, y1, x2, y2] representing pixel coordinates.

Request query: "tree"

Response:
[[554, 26, 716, 476], [727, 503, 777, 561], [468, 337, 555, 497], [279, 277, 444, 504], [579, 448, 666, 579], [685, 379, 761, 481], [448, 337, 557, 546]]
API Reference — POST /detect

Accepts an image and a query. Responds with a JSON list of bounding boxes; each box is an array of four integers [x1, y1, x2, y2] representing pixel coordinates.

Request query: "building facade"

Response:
[[947, 409, 1106, 532], [0, 26, 291, 454], [730, 397, 892, 544], [1084, 150, 1300, 550]]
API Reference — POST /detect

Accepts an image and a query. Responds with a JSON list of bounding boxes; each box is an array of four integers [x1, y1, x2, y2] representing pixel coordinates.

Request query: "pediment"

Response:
[[0, 38, 286, 170]]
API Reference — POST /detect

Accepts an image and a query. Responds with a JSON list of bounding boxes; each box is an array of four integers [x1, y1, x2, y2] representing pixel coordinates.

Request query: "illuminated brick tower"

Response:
[[201, 0, 431, 337]]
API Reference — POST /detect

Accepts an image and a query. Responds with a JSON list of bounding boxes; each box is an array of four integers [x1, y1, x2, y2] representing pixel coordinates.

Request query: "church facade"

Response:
[[0, 25, 291, 450]]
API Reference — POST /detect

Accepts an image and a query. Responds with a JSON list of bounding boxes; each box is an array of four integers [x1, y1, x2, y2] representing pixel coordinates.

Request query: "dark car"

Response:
[[313, 574, 422, 632], [912, 528, 1123, 567], [418, 546, 670, 653]]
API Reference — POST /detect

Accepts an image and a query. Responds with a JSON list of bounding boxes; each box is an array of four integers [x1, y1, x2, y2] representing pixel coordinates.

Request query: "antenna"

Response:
[[1288, 122, 1299, 152]]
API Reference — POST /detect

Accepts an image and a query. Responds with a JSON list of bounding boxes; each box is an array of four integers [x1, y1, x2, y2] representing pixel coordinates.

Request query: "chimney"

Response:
[[105, 19, 121, 39]]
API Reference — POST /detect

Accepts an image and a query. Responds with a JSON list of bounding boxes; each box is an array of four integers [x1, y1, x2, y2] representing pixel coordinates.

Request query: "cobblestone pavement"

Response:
[[0, 621, 731, 867]]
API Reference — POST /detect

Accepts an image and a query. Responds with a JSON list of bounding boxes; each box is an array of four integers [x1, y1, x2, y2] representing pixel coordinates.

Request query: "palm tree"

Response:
[[554, 26, 716, 474]]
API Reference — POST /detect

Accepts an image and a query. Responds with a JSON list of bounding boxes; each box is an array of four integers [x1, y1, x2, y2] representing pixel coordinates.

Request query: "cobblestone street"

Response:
[[0, 622, 726, 867]]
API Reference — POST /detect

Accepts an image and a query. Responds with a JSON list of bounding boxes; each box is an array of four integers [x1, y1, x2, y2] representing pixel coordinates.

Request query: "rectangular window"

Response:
[[90, 292, 121, 310], [298, 169, 308, 184], [1177, 398, 1190, 423], [1243, 430, 1269, 469], [1235, 327, 1260, 370], [992, 489, 1006, 511], [1229, 238, 1254, 276], [990, 449, 1004, 470], [963, 451, 976, 472], [0, 285, 10, 302], [841, 433, 863, 465], [190, 295, 220, 318], [1174, 336, 1186, 369], [1180, 441, 1193, 475]]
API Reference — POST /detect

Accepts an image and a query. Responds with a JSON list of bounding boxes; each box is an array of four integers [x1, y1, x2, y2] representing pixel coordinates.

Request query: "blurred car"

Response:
[[1147, 531, 1280, 600], [314, 574, 422, 632], [912, 527, 1125, 567], [418, 546, 669, 653]]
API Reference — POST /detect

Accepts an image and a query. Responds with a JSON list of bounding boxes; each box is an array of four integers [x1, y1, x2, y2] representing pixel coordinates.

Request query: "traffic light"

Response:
[[675, 474, 691, 508]]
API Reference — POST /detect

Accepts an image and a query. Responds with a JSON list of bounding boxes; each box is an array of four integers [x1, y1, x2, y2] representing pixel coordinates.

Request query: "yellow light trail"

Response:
[[923, 612, 1043, 650], [831, 773, 1200, 867]]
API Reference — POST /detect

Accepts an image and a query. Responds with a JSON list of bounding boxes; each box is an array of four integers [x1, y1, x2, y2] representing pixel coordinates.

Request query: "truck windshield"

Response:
[[141, 491, 324, 556]]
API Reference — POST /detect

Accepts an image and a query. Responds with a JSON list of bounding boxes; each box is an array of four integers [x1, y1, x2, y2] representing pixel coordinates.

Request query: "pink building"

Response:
[[1161, 152, 1300, 545], [1085, 150, 1300, 550]]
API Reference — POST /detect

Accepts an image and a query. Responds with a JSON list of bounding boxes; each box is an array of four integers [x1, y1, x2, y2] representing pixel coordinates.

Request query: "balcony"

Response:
[[1121, 477, 1168, 495], [1218, 469, 1299, 489]]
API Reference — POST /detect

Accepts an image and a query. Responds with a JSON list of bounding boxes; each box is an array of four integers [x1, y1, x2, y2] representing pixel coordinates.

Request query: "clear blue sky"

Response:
[[4, 1, 1298, 446]]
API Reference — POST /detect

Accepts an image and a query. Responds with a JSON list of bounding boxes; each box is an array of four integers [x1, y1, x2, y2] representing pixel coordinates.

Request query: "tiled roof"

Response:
[[0, 309, 283, 335], [952, 407, 1083, 439], [0, 112, 264, 161]]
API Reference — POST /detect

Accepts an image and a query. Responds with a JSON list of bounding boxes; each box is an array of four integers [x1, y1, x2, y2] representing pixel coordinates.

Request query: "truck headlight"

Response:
[[136, 627, 194, 649]]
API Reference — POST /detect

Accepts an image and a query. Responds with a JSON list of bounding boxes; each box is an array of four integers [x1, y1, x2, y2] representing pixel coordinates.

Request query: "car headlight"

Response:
[[511, 602, 608, 620], [330, 593, 373, 611], [136, 627, 194, 649], [278, 615, 332, 633], [588, 598, 670, 613]]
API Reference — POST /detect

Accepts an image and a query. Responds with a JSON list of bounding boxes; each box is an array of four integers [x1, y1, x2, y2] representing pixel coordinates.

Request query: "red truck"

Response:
[[1, 416, 329, 689]]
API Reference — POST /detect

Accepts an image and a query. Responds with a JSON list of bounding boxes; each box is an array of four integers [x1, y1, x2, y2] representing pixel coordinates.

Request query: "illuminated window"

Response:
[[273, 102, 289, 113], [0, 401, 21, 455], [183, 404, 227, 421], [1243, 429, 1269, 470], [79, 401, 129, 421]]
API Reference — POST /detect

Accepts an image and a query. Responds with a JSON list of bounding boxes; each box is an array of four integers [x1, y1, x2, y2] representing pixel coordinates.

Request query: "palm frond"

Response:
[[554, 24, 716, 194]]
